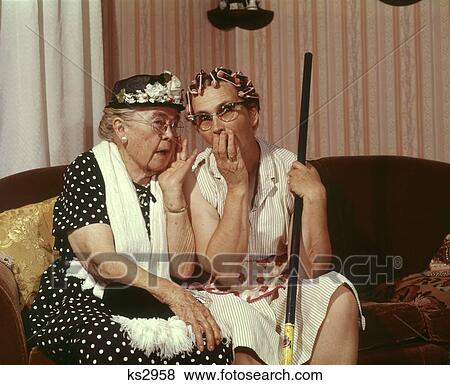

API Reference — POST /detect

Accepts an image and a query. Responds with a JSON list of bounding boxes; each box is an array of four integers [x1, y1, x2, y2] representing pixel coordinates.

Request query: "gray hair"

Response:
[[97, 107, 137, 141]]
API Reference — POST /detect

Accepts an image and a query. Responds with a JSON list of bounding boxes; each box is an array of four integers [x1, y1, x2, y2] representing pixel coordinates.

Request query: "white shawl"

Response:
[[67, 140, 171, 298]]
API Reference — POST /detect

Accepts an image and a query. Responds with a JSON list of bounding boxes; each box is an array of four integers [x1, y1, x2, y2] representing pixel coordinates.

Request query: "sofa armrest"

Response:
[[0, 262, 28, 364]]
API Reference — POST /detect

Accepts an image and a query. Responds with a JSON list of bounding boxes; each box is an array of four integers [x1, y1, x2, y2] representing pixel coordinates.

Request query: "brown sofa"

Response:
[[0, 156, 449, 364]]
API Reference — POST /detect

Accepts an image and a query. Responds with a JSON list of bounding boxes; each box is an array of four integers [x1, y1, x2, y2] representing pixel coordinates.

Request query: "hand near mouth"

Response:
[[157, 138, 198, 195]]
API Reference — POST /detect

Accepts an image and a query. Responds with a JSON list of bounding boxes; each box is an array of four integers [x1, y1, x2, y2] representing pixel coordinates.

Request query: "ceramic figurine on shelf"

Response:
[[216, 0, 262, 12], [229, 1, 245, 11], [247, 0, 260, 10]]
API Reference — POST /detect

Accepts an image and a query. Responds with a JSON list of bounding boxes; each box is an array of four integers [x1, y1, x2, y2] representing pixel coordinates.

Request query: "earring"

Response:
[[120, 136, 128, 144]]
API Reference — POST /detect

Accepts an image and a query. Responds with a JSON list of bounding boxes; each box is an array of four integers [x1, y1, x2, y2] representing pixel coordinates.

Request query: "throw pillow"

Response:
[[0, 197, 58, 309], [369, 235, 450, 342]]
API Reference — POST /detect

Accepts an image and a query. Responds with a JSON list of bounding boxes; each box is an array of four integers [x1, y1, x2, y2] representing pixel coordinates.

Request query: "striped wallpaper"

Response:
[[102, 0, 450, 162]]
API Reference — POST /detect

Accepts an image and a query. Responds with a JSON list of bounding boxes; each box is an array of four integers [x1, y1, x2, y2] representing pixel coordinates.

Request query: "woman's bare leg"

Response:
[[308, 284, 359, 364], [233, 285, 359, 364], [233, 347, 264, 365]]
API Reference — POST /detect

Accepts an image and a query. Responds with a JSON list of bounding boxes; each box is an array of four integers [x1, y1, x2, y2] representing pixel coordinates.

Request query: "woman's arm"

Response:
[[186, 179, 249, 287], [186, 132, 250, 287], [68, 223, 180, 301], [287, 162, 332, 278], [68, 223, 221, 351], [163, 189, 196, 279], [158, 140, 198, 280]]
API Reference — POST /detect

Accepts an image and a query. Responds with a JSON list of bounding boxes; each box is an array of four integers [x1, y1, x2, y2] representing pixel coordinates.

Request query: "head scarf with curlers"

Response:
[[186, 67, 260, 116]]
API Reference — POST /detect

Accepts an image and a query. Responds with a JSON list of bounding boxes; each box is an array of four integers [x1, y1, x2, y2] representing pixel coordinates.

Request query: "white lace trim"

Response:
[[111, 315, 195, 359]]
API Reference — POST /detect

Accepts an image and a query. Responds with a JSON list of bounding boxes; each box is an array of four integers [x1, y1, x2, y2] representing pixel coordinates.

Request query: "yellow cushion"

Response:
[[0, 197, 58, 309]]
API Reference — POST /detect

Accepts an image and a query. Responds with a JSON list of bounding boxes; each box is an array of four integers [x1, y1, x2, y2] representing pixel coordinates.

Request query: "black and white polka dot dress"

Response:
[[28, 151, 233, 365]]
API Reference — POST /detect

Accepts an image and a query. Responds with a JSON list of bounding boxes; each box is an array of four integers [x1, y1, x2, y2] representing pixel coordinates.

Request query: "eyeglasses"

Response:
[[130, 117, 184, 138], [186, 101, 248, 132]]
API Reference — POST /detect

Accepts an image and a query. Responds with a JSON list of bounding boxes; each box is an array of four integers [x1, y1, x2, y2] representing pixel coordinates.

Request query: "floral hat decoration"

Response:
[[107, 71, 184, 111]]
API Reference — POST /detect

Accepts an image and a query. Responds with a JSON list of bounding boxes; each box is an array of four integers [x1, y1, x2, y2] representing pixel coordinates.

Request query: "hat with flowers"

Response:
[[107, 71, 184, 111]]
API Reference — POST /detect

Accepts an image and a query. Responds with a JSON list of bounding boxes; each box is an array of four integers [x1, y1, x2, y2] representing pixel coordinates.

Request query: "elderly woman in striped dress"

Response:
[[184, 68, 365, 365]]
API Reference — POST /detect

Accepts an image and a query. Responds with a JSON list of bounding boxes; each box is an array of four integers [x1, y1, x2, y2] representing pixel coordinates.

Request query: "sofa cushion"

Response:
[[358, 342, 449, 364], [364, 233, 450, 345], [391, 272, 450, 342], [0, 197, 58, 308], [310, 156, 450, 298], [360, 301, 426, 350], [366, 270, 450, 345]]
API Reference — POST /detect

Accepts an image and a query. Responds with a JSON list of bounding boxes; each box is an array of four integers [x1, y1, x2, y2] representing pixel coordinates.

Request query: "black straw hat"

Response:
[[107, 71, 184, 111]]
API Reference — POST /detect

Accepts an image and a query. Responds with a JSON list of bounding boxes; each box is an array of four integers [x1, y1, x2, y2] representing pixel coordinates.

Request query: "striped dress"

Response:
[[192, 137, 366, 365]]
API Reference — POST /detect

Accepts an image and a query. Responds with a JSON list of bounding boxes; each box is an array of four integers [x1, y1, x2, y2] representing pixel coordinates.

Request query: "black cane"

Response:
[[281, 52, 313, 365]]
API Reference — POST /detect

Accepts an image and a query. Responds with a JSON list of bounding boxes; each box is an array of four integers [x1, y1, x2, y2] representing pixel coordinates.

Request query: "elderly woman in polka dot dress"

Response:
[[28, 72, 233, 365]]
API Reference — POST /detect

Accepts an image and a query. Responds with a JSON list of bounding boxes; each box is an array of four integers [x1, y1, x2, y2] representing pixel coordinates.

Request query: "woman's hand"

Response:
[[158, 139, 197, 210], [287, 162, 326, 201], [213, 130, 248, 189], [158, 139, 197, 191], [163, 286, 222, 352]]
